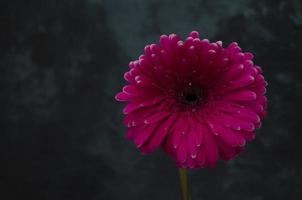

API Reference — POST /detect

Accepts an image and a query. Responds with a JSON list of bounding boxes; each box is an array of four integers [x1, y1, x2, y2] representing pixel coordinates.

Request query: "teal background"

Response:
[[1, 0, 302, 199]]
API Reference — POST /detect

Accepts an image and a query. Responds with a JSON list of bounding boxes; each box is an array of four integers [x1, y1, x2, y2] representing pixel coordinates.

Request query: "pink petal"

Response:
[[115, 92, 133, 101], [123, 85, 138, 94], [240, 130, 256, 141], [207, 118, 245, 147], [177, 137, 188, 163], [219, 103, 260, 123], [126, 126, 142, 140], [204, 132, 219, 167], [235, 108, 260, 123], [216, 138, 236, 161], [187, 122, 199, 159], [196, 147, 207, 167], [124, 71, 134, 83], [222, 64, 244, 82], [124, 108, 154, 127], [134, 123, 157, 148], [224, 75, 255, 92], [123, 97, 164, 114], [244, 52, 254, 60], [169, 33, 181, 47], [160, 49, 173, 66], [144, 111, 170, 124], [185, 156, 197, 169], [226, 42, 241, 53], [224, 91, 257, 101], [139, 96, 163, 107], [123, 103, 142, 114], [141, 114, 177, 153], [189, 31, 199, 38], [192, 122, 204, 147], [219, 114, 255, 131], [162, 132, 174, 155], [159, 35, 170, 49], [171, 115, 190, 148]]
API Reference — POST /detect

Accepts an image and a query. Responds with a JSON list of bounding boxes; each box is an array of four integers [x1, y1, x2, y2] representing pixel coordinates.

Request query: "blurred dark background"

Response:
[[1, 0, 302, 199]]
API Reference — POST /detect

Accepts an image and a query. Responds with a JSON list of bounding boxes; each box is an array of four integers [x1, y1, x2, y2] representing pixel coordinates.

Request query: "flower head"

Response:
[[115, 31, 267, 168]]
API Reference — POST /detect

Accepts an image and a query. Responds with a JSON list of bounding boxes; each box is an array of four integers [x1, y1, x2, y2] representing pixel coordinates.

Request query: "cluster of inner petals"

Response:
[[115, 31, 267, 168]]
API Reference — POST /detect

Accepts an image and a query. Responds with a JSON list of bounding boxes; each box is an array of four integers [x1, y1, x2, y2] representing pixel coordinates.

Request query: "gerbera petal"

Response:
[[159, 35, 170, 49], [195, 123, 204, 147], [187, 122, 199, 159], [218, 103, 261, 123], [123, 97, 164, 114], [184, 156, 197, 169], [126, 126, 142, 140], [234, 108, 260, 123], [123, 102, 142, 114], [139, 96, 163, 107], [144, 111, 170, 124], [122, 85, 138, 94], [115, 92, 133, 101], [204, 132, 219, 167], [218, 130, 241, 147], [221, 63, 244, 82], [171, 115, 190, 148], [177, 137, 188, 163], [124, 71, 135, 83], [240, 130, 256, 141], [134, 123, 158, 148], [141, 114, 177, 153], [224, 91, 257, 101], [219, 114, 255, 131], [216, 138, 236, 161], [224, 75, 255, 92], [196, 147, 207, 167], [124, 108, 155, 127], [207, 118, 246, 147]]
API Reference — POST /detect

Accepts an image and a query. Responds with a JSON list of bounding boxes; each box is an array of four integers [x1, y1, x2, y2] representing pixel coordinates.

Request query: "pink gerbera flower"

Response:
[[115, 31, 267, 168]]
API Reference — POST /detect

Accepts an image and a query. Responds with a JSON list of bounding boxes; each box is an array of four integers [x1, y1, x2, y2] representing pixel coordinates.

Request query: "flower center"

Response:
[[184, 93, 199, 103], [181, 87, 204, 105], [167, 85, 208, 112]]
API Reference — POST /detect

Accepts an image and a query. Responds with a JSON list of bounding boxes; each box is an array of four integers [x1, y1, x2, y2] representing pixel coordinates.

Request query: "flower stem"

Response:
[[178, 168, 191, 200]]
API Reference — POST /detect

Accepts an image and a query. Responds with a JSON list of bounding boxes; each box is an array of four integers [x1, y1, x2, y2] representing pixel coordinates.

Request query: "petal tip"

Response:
[[189, 31, 199, 38]]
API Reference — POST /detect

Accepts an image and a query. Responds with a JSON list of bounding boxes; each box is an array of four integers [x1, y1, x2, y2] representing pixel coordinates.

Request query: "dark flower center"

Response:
[[181, 87, 204, 105], [184, 93, 199, 103]]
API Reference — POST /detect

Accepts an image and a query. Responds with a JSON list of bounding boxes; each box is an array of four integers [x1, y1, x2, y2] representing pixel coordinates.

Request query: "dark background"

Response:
[[1, 0, 302, 199]]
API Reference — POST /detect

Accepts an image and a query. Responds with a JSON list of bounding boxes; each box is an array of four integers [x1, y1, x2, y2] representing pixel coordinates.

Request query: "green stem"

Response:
[[178, 168, 191, 200]]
